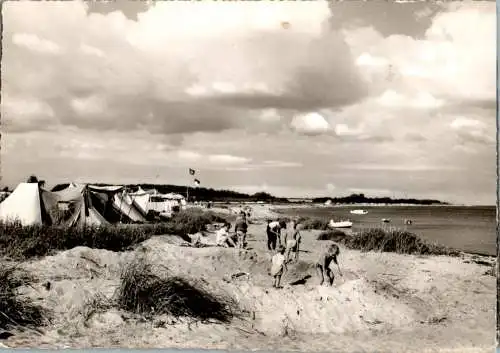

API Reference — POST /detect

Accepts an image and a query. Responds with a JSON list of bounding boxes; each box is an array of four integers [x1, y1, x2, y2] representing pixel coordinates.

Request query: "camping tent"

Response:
[[128, 188, 186, 216], [0, 182, 148, 226], [0, 183, 43, 226]]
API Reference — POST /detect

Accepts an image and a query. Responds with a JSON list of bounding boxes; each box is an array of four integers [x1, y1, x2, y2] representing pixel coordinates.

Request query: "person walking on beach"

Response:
[[270, 245, 287, 288], [284, 220, 301, 263], [316, 243, 341, 286]]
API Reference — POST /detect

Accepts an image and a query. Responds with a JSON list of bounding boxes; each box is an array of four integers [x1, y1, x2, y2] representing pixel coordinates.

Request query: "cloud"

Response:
[[450, 117, 493, 145], [3, 0, 367, 137], [208, 154, 251, 165], [12, 33, 62, 54], [291, 112, 331, 135], [1, 1, 495, 205]]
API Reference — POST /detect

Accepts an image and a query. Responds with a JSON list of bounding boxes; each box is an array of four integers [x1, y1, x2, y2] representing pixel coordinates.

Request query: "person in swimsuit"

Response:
[[234, 212, 248, 249], [270, 245, 287, 288], [284, 220, 301, 263], [316, 243, 340, 286]]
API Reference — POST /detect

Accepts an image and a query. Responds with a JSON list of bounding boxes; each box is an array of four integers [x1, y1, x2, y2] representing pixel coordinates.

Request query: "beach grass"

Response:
[[0, 265, 49, 333], [115, 258, 239, 323], [318, 228, 459, 256], [0, 209, 228, 260]]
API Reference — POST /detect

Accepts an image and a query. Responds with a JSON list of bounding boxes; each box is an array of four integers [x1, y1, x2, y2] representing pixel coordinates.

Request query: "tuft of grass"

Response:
[[79, 292, 114, 327], [0, 209, 229, 260], [0, 265, 49, 332], [318, 228, 459, 256], [115, 259, 239, 323]]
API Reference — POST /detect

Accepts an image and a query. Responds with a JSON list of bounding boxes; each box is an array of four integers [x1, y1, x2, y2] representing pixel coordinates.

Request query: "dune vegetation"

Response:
[[0, 209, 227, 260], [317, 228, 460, 256], [115, 258, 240, 323], [0, 265, 49, 333]]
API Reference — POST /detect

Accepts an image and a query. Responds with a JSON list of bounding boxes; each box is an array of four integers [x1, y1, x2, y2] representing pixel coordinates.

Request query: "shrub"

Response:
[[297, 217, 330, 230], [319, 228, 459, 256], [115, 259, 239, 323], [0, 265, 49, 332], [316, 229, 348, 241]]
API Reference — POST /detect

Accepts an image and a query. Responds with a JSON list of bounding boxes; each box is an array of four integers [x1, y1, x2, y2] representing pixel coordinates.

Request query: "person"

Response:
[[270, 245, 287, 288], [268, 219, 286, 246], [266, 219, 280, 251], [215, 222, 236, 248], [284, 220, 301, 263], [234, 212, 248, 249], [316, 243, 341, 286]]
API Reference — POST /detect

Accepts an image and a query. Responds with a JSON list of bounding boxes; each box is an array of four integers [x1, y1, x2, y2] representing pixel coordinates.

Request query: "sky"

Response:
[[1, 0, 496, 205]]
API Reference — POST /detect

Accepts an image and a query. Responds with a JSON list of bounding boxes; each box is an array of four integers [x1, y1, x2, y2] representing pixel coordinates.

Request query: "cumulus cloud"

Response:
[[2, 0, 367, 136], [1, 1, 495, 204], [291, 112, 331, 135]]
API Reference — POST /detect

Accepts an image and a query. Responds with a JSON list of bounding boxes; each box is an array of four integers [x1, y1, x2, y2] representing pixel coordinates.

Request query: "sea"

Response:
[[275, 205, 497, 256]]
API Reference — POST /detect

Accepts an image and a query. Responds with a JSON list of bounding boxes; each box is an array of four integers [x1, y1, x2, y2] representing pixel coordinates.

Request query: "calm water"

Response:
[[276, 205, 497, 256]]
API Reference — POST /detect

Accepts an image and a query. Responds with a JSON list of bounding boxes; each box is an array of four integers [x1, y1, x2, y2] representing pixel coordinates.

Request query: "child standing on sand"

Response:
[[270, 245, 287, 288], [316, 243, 341, 286], [284, 220, 301, 263], [234, 212, 248, 249]]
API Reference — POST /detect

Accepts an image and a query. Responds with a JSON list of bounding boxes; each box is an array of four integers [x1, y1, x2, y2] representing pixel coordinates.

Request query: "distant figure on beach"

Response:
[[284, 220, 301, 263], [216, 222, 236, 248], [316, 243, 340, 286], [267, 219, 286, 250], [270, 245, 287, 288], [235, 212, 248, 249]]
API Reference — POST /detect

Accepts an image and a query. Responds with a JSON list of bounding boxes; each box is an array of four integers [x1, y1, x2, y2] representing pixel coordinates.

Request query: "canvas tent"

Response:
[[0, 182, 148, 226], [0, 183, 43, 226], [128, 188, 186, 216]]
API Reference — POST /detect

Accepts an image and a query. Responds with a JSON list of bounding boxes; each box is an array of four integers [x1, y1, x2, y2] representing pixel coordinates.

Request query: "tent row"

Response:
[[0, 182, 186, 226]]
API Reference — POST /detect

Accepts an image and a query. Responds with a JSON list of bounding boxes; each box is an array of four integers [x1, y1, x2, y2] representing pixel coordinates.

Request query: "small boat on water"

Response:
[[350, 209, 368, 215], [382, 218, 391, 223], [329, 219, 353, 228]]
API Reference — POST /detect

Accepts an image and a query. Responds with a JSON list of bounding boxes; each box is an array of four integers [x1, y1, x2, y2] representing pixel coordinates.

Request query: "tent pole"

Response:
[[186, 185, 189, 203]]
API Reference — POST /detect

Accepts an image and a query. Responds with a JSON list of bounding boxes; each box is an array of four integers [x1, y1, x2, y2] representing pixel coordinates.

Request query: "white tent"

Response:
[[0, 183, 42, 226], [128, 188, 186, 215]]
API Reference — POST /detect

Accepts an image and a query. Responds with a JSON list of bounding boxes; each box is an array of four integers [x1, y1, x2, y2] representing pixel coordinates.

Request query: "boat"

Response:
[[350, 209, 368, 215], [329, 219, 353, 228], [382, 218, 391, 223]]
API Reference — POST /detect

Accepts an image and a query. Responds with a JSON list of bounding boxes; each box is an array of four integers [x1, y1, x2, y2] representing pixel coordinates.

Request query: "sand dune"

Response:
[[2, 209, 496, 352]]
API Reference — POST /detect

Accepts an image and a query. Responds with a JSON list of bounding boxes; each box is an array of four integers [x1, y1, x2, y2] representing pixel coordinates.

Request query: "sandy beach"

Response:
[[0, 205, 495, 352]]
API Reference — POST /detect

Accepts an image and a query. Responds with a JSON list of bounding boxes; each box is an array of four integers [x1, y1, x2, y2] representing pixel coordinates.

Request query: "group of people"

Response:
[[195, 210, 342, 289], [267, 218, 342, 289], [213, 211, 249, 249]]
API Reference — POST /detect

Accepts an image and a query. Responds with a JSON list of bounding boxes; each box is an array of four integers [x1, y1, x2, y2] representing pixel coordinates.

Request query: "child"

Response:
[[234, 213, 248, 249], [316, 243, 340, 286], [270, 246, 287, 288], [284, 220, 301, 263]]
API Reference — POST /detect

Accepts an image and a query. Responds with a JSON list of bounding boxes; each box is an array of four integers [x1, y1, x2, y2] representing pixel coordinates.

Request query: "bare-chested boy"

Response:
[[316, 243, 341, 286]]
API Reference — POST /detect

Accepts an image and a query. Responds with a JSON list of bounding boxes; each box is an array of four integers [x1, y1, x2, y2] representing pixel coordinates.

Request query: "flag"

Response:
[[189, 168, 195, 175], [194, 179, 200, 186]]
